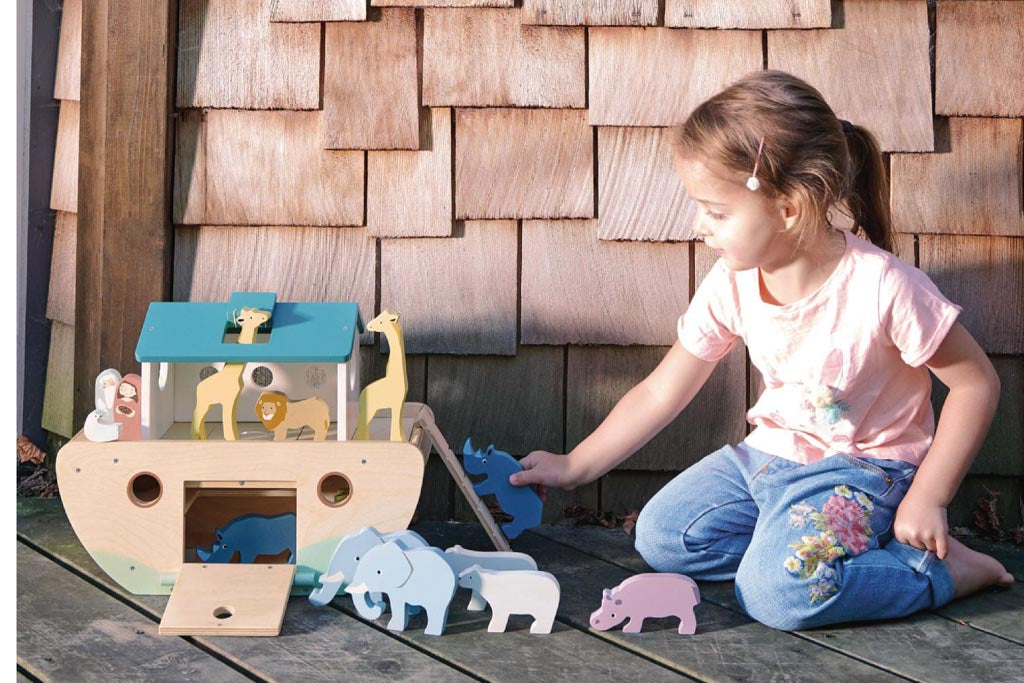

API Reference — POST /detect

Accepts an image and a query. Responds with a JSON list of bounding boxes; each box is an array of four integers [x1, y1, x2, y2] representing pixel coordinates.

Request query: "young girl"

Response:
[[509, 70, 1013, 630]]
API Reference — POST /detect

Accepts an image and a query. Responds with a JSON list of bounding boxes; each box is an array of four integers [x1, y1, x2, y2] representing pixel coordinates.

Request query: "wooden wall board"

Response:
[[933, 355, 1023, 477], [599, 470, 675, 514], [426, 346, 565, 457], [323, 9, 419, 150], [422, 8, 585, 108], [948, 475, 1024, 531], [368, 108, 453, 237], [455, 108, 593, 220], [588, 27, 761, 126], [174, 110, 364, 226], [918, 235, 1024, 355], [41, 321, 75, 438], [176, 0, 319, 109], [269, 0, 366, 21], [46, 212, 77, 326], [49, 99, 78, 213], [768, 0, 933, 152], [666, 0, 832, 28], [597, 126, 697, 241], [936, 0, 1024, 117], [380, 221, 518, 354], [174, 225, 377, 343], [521, 0, 659, 26], [566, 342, 747, 472], [521, 220, 690, 345], [374, 0, 514, 5], [54, 0, 81, 100], [891, 118, 1024, 236]]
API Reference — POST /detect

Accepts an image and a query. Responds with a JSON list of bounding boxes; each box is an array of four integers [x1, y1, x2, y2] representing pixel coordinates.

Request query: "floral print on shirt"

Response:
[[785, 485, 874, 604]]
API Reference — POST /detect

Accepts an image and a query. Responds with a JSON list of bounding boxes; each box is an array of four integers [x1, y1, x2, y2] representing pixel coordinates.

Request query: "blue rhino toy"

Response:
[[462, 438, 543, 540], [196, 513, 296, 564]]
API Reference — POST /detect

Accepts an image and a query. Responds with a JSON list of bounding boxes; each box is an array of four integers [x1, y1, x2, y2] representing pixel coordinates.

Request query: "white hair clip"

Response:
[[746, 136, 766, 192]]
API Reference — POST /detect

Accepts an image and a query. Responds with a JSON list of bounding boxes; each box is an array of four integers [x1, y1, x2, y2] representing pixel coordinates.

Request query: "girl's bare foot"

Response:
[[943, 536, 1015, 599]]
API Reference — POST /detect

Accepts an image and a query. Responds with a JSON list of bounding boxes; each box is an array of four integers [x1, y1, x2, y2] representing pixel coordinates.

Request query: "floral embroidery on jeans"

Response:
[[784, 485, 875, 604]]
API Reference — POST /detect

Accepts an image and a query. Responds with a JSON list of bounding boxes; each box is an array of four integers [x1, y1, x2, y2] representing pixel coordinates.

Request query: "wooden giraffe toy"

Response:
[[355, 310, 408, 441], [190, 307, 271, 440]]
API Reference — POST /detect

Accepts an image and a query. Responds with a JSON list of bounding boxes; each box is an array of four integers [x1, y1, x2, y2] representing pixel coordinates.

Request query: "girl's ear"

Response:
[[776, 194, 802, 232]]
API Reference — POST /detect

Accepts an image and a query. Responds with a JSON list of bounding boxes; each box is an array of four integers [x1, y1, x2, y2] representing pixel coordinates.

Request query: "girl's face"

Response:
[[674, 154, 799, 272]]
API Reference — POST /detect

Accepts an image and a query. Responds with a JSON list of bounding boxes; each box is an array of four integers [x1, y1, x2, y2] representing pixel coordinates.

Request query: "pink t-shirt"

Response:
[[678, 230, 961, 466]]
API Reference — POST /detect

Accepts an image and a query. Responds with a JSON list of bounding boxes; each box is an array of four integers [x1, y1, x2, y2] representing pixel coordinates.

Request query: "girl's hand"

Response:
[[893, 491, 950, 559], [508, 450, 579, 503]]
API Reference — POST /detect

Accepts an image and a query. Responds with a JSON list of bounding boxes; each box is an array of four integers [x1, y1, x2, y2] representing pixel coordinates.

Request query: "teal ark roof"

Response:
[[135, 292, 365, 363]]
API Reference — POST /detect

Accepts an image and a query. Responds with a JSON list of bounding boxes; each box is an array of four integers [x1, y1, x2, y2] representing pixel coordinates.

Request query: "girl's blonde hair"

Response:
[[671, 70, 893, 253]]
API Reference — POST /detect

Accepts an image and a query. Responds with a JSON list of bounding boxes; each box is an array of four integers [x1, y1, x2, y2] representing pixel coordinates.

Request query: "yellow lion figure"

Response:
[[254, 391, 330, 441]]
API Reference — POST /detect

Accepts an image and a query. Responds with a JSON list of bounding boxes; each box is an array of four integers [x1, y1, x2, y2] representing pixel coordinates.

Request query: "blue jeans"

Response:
[[634, 442, 955, 630]]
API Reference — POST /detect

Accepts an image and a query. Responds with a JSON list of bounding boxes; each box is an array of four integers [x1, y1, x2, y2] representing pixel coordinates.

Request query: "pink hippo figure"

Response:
[[590, 573, 700, 635]]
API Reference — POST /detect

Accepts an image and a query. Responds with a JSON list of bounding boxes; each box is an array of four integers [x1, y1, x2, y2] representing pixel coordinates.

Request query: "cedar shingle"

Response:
[[521, 220, 689, 345], [891, 118, 1024, 236], [455, 108, 593, 220], [46, 212, 77, 326], [368, 108, 453, 237], [768, 0, 933, 152], [666, 0, 831, 28], [42, 321, 75, 439], [589, 27, 761, 126], [54, 0, 81, 100], [522, 0, 658, 26], [174, 110, 364, 226], [597, 127, 697, 241], [936, 1, 1024, 117], [269, 0, 366, 21], [323, 9, 419, 150], [380, 221, 518, 354], [177, 0, 319, 109], [422, 8, 585, 108], [50, 99, 78, 213], [374, 0, 512, 5], [918, 235, 1024, 355]]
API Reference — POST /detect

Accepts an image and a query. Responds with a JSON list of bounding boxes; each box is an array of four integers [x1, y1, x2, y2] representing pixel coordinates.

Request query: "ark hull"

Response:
[[56, 405, 432, 595]]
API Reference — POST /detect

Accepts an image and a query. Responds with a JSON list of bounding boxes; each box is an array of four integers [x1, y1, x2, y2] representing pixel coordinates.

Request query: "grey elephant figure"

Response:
[[346, 541, 457, 636], [309, 526, 428, 619]]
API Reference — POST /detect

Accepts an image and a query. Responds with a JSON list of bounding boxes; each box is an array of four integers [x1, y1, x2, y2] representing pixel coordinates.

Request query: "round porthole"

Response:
[[251, 366, 274, 387], [318, 473, 352, 507], [199, 365, 217, 381], [128, 472, 162, 507]]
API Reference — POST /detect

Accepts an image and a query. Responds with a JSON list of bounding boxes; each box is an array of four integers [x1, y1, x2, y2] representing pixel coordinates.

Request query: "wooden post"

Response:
[[75, 0, 177, 429]]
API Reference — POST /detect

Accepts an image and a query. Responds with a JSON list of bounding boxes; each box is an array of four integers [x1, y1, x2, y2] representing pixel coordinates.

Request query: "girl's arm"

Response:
[[509, 340, 720, 494], [895, 322, 1001, 558]]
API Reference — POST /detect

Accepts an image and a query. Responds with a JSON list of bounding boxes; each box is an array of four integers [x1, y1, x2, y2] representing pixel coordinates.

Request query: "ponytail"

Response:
[[845, 124, 893, 253]]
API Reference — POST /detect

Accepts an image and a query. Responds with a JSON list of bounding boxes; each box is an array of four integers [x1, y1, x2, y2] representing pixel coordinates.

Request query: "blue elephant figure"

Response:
[[346, 541, 457, 636], [309, 526, 427, 619], [195, 513, 296, 563], [462, 438, 543, 539]]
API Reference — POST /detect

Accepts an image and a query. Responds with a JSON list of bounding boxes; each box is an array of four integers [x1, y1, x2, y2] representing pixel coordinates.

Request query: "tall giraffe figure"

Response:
[[191, 307, 272, 440], [355, 310, 408, 441]]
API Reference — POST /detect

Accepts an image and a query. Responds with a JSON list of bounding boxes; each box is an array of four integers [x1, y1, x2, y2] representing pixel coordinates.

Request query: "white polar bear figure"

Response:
[[457, 565, 560, 634], [444, 545, 537, 612]]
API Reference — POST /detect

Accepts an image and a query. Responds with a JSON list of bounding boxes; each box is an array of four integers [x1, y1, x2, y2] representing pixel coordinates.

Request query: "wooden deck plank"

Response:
[[597, 126, 697, 242], [422, 8, 585, 108], [521, 220, 689, 345], [323, 9, 419, 150], [49, 99, 78, 213], [419, 522, 907, 681], [588, 27, 761, 126], [380, 221, 518, 354], [521, 0, 659, 26], [17, 544, 248, 682], [177, 0, 320, 109], [54, 0, 81, 100], [534, 523, 1024, 681], [16, 499, 478, 683], [936, 0, 1024, 117], [937, 539, 1024, 644], [455, 108, 593, 220], [270, 0, 367, 21], [768, 0, 933, 152], [666, 0, 832, 28]]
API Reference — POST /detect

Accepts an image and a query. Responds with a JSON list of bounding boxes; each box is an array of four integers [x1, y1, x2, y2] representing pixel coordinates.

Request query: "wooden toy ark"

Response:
[[457, 565, 560, 634], [590, 573, 700, 635], [56, 292, 511, 636], [463, 438, 543, 539]]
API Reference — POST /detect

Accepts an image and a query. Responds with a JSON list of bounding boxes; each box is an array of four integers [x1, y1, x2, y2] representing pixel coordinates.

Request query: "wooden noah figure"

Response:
[[355, 310, 408, 441]]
